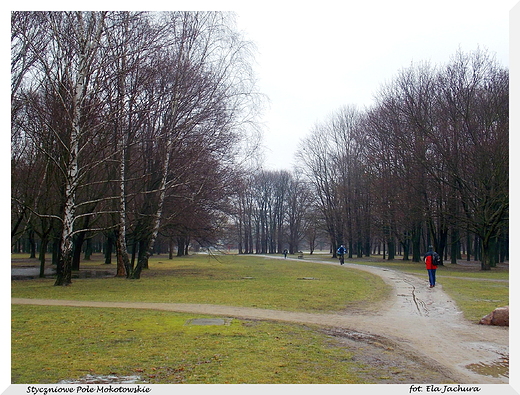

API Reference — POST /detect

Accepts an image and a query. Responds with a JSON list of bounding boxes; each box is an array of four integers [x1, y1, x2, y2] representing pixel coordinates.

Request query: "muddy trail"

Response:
[[11, 257, 508, 384]]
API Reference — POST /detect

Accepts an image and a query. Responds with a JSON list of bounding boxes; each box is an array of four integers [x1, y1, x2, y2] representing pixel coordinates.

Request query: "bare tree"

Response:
[[12, 12, 113, 285], [435, 49, 508, 269], [297, 121, 343, 257], [126, 12, 258, 278], [296, 49, 507, 269], [286, 174, 312, 254]]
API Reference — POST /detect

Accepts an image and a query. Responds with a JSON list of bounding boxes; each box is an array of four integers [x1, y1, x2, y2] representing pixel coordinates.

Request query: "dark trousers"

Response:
[[427, 269, 436, 286]]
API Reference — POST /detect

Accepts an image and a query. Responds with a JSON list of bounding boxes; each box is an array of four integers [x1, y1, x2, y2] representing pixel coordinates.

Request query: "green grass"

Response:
[[305, 254, 509, 279], [11, 254, 391, 313], [11, 252, 509, 383], [11, 305, 365, 384], [436, 278, 509, 322]]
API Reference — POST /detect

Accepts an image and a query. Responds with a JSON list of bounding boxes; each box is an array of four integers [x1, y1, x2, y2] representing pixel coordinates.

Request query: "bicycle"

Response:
[[337, 245, 346, 265]]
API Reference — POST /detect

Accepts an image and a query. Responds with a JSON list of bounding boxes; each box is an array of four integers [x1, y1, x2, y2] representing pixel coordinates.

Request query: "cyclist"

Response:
[[337, 245, 346, 265]]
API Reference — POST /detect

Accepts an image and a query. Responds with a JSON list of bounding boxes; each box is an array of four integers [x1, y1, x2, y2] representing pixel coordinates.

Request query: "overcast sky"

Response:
[[235, 0, 515, 170]]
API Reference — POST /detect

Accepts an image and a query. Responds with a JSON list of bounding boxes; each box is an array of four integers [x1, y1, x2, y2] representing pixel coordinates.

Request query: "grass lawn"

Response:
[[11, 253, 509, 383], [11, 305, 365, 384], [12, 254, 391, 384], [11, 254, 391, 313], [437, 278, 508, 322]]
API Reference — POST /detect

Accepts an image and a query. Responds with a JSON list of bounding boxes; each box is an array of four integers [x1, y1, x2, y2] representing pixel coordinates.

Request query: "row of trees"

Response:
[[12, 12, 507, 281], [226, 50, 508, 270], [231, 170, 314, 255], [11, 11, 261, 285], [293, 49, 508, 269]]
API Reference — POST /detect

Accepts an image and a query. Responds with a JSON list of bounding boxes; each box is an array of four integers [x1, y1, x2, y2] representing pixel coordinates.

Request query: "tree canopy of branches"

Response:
[[296, 49, 508, 269], [11, 11, 260, 285], [13, 14, 507, 280], [231, 169, 313, 255]]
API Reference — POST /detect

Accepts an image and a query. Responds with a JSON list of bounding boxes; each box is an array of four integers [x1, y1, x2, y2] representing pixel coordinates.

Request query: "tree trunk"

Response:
[[450, 227, 459, 264], [466, 231, 472, 261], [114, 33, 131, 278], [115, 229, 130, 277], [28, 229, 36, 258], [55, 233, 74, 286], [480, 244, 491, 270], [54, 152, 78, 286], [130, 147, 170, 279], [39, 238, 49, 278], [169, 237, 174, 259], [72, 232, 85, 271], [412, 224, 421, 262], [401, 239, 410, 261], [84, 238, 92, 260], [54, 13, 104, 285], [105, 233, 113, 264]]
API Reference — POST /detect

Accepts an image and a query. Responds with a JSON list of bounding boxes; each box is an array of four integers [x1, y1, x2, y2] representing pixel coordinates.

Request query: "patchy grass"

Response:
[[305, 254, 509, 279], [11, 304, 365, 384], [436, 278, 509, 322], [11, 253, 508, 383], [11, 254, 391, 314]]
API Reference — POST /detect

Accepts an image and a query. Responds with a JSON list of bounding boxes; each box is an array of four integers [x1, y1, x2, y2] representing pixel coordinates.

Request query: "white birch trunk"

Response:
[[54, 52, 84, 285], [55, 12, 105, 285], [115, 25, 131, 277], [130, 147, 171, 279], [116, 130, 131, 277]]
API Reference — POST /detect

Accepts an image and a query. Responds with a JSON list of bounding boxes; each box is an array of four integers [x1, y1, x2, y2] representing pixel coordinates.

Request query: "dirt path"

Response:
[[11, 258, 508, 384]]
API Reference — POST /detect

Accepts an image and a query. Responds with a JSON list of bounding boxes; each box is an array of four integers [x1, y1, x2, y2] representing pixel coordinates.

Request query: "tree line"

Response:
[[12, 12, 508, 284], [232, 49, 508, 270], [11, 11, 260, 285]]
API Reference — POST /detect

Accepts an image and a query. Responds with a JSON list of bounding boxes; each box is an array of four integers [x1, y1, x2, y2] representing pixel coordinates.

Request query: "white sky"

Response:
[[235, 0, 515, 170]]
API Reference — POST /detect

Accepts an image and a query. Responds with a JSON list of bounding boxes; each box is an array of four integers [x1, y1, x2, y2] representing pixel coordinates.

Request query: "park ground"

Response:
[[11, 252, 509, 384]]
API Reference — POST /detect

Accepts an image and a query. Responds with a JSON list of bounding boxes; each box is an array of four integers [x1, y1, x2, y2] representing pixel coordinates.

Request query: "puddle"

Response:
[[466, 357, 509, 378], [11, 268, 112, 280], [185, 318, 232, 326], [11, 267, 55, 280]]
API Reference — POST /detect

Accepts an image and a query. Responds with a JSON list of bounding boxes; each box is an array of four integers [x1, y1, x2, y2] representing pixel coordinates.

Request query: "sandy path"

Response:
[[11, 258, 508, 384]]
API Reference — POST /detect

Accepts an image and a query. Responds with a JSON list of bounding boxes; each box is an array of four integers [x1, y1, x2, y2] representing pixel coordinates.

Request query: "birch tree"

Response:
[[125, 12, 257, 278], [54, 12, 108, 285], [12, 11, 260, 283], [102, 11, 163, 277], [12, 12, 111, 285]]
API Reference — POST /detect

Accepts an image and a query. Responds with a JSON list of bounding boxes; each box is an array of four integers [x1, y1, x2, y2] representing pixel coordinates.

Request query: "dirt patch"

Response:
[[322, 327, 457, 384]]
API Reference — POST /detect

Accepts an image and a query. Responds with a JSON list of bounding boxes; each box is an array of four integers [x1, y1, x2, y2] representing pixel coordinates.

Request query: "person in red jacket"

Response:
[[424, 246, 439, 288]]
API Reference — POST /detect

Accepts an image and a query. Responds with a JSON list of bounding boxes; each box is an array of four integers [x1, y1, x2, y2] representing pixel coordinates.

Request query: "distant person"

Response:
[[424, 246, 440, 288], [337, 245, 346, 265], [283, 249, 288, 259]]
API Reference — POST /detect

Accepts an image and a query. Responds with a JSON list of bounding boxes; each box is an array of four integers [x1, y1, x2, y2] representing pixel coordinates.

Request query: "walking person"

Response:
[[424, 246, 439, 288]]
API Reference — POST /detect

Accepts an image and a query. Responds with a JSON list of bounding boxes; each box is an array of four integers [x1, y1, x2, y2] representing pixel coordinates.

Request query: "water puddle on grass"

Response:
[[185, 318, 232, 326], [465, 356, 509, 378]]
